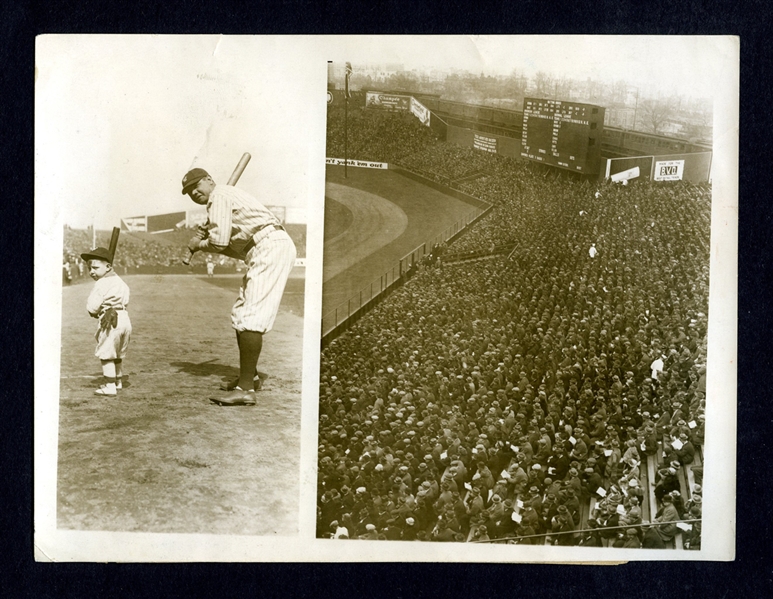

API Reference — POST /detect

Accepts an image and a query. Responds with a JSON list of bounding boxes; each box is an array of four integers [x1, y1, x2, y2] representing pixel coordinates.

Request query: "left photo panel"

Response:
[[35, 36, 327, 557]]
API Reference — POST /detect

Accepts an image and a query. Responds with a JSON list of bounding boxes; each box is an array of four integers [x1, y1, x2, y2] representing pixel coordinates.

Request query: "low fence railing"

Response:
[[321, 171, 494, 340]]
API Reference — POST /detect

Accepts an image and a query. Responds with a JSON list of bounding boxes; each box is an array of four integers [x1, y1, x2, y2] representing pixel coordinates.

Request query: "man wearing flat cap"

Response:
[[181, 167, 296, 405]]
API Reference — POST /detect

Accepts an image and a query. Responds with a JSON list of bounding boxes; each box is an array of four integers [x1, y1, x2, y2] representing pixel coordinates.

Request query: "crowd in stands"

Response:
[[316, 110, 709, 549], [63, 224, 306, 276], [326, 106, 439, 165], [395, 144, 504, 185]]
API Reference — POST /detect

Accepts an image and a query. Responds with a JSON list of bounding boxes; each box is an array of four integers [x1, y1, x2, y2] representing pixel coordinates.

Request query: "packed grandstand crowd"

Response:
[[317, 105, 709, 549], [63, 224, 306, 281]]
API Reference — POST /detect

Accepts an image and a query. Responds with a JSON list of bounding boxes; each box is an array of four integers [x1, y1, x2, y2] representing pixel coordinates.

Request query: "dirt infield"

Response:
[[57, 273, 304, 536]]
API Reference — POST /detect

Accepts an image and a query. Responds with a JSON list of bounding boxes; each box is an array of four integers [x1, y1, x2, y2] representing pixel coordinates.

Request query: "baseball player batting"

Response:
[[181, 155, 297, 406]]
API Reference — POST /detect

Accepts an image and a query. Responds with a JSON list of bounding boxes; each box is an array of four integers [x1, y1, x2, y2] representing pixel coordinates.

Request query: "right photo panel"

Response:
[[314, 36, 737, 560]]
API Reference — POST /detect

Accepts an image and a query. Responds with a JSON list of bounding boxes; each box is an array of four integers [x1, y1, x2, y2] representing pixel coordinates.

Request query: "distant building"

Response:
[[605, 108, 636, 129]]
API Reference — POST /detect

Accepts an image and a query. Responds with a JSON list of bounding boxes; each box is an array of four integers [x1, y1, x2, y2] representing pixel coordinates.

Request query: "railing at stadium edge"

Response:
[[468, 517, 702, 546], [321, 177, 493, 340]]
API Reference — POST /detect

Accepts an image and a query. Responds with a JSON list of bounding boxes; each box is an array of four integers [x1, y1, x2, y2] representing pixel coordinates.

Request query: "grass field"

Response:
[[57, 273, 304, 535], [322, 165, 480, 318]]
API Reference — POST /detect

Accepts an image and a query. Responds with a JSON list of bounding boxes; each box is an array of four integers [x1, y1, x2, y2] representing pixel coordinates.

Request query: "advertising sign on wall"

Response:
[[653, 159, 685, 181], [473, 133, 497, 153], [410, 97, 431, 126]]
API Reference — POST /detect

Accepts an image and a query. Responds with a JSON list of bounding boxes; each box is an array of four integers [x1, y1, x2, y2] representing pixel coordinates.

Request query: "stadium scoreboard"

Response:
[[521, 98, 605, 174]]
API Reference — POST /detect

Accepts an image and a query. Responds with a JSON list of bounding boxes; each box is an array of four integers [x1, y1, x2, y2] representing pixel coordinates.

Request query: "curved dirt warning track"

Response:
[[322, 166, 480, 319], [324, 182, 408, 281]]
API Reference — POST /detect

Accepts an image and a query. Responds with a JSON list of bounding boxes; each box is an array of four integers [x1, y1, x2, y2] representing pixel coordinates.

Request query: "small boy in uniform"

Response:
[[80, 247, 132, 396]]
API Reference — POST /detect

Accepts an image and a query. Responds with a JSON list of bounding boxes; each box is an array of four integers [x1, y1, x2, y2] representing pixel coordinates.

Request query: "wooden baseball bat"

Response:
[[183, 153, 251, 265], [108, 227, 120, 263], [227, 152, 251, 185]]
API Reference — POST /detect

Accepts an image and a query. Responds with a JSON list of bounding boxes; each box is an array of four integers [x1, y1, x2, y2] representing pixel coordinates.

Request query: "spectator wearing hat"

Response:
[[524, 486, 543, 514], [654, 466, 680, 503], [640, 520, 666, 549], [623, 528, 642, 549], [597, 503, 620, 540], [669, 490, 686, 519], [654, 495, 680, 542], [551, 511, 575, 546], [641, 424, 658, 456], [684, 506, 702, 550], [474, 525, 490, 542], [402, 517, 417, 541], [684, 494, 702, 517], [432, 518, 456, 542], [576, 519, 603, 547], [466, 487, 484, 520], [361, 523, 379, 540], [473, 461, 495, 492], [672, 432, 696, 466]]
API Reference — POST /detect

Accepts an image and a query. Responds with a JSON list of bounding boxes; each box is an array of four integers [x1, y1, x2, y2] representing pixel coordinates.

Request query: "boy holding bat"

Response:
[[80, 243, 132, 396], [182, 164, 296, 406]]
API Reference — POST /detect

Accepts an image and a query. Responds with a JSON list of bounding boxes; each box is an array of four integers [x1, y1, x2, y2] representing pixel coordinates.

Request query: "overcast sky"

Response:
[[36, 36, 327, 229], [330, 35, 731, 100], [36, 36, 734, 230]]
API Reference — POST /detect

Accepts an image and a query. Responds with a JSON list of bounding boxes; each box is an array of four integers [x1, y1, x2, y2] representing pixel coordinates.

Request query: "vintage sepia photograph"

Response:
[[35, 35, 326, 557], [35, 35, 736, 562], [314, 36, 737, 560]]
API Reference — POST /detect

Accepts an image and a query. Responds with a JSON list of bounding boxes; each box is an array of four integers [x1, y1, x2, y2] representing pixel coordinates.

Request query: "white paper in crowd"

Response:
[[616, 504, 626, 515], [440, 451, 448, 460], [604, 449, 613, 457], [569, 436, 577, 445], [516, 499, 524, 508], [688, 420, 697, 429], [510, 445, 519, 453], [488, 489, 493, 501], [512, 512, 522, 523], [672, 439, 684, 450], [500, 470, 510, 480], [677, 522, 693, 531], [597, 487, 607, 497], [464, 482, 472, 491]]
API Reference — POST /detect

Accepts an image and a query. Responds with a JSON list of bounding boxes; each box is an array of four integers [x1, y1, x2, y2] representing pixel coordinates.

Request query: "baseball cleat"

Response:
[[219, 373, 267, 391], [209, 388, 257, 406], [94, 384, 117, 396]]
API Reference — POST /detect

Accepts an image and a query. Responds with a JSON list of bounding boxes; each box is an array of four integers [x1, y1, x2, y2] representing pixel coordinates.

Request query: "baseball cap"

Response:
[[80, 247, 112, 263], [181, 168, 210, 195]]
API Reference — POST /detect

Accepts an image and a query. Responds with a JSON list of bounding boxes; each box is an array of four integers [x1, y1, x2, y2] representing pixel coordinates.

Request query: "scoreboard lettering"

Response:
[[520, 98, 605, 174]]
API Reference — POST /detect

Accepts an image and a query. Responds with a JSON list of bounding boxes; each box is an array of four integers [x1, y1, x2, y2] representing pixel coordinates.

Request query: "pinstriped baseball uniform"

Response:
[[199, 184, 296, 333]]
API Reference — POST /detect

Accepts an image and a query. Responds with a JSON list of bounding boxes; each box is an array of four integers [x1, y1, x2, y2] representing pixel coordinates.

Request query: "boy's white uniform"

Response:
[[87, 271, 132, 359]]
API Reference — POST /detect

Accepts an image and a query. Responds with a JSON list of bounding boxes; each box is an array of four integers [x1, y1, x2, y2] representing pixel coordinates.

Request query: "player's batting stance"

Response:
[[181, 158, 297, 406]]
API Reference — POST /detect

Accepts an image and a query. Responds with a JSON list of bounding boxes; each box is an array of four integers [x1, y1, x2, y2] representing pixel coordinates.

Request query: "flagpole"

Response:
[[344, 61, 352, 179]]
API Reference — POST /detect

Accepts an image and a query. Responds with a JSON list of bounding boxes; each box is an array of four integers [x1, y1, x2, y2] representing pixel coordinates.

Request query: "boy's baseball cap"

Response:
[[80, 247, 112, 263], [181, 168, 210, 195]]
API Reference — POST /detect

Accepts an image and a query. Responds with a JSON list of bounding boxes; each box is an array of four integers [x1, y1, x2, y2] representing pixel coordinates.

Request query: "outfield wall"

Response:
[[446, 125, 522, 160], [603, 151, 712, 183]]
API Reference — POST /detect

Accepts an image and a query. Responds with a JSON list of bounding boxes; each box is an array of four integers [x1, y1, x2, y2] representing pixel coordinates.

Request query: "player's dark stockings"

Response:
[[238, 331, 263, 391]]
